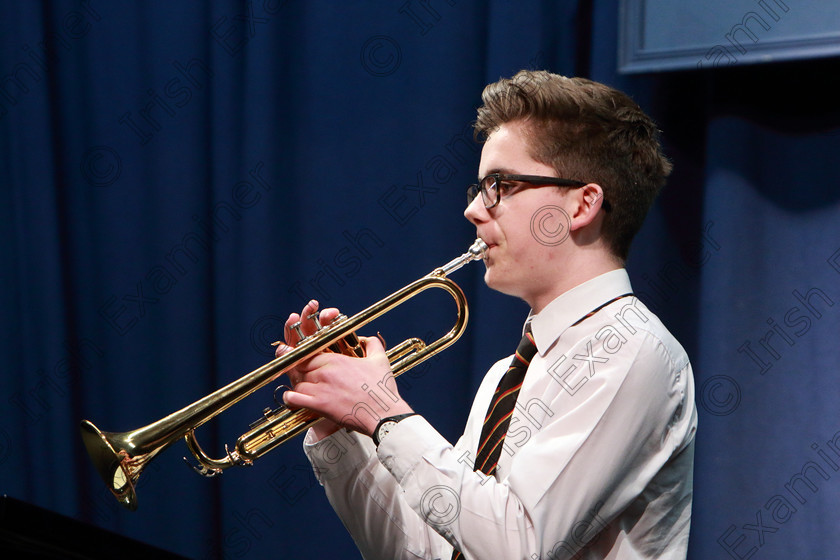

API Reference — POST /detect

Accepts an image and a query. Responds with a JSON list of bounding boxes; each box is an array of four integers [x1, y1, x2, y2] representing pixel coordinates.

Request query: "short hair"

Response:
[[474, 70, 672, 261]]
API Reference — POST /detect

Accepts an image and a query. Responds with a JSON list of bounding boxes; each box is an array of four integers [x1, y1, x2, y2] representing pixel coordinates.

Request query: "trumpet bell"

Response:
[[80, 420, 140, 510]]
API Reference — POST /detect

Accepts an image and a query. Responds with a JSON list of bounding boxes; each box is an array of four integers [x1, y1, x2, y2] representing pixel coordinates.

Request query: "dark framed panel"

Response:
[[619, 0, 840, 73]]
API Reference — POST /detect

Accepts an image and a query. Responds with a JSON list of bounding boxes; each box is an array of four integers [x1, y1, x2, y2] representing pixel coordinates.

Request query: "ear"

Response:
[[569, 183, 607, 230]]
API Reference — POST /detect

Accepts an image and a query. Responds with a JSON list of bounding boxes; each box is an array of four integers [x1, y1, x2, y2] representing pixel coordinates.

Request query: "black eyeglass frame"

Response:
[[467, 173, 610, 211]]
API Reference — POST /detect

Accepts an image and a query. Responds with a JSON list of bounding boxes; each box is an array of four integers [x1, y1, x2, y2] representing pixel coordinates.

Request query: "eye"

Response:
[[497, 180, 518, 193]]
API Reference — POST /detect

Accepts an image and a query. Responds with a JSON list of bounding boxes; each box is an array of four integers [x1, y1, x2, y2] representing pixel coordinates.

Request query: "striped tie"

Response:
[[473, 325, 537, 475], [451, 326, 537, 559]]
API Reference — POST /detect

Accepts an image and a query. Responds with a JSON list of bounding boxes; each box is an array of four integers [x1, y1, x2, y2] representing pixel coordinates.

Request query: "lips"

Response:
[[475, 233, 495, 259], [479, 240, 496, 261]]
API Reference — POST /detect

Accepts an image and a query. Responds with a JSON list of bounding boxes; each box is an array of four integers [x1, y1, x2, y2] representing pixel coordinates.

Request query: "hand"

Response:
[[275, 300, 341, 385], [282, 333, 413, 438], [275, 300, 343, 440]]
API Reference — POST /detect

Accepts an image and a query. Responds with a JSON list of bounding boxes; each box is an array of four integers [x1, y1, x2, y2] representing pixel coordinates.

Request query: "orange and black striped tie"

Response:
[[473, 324, 537, 475], [451, 325, 537, 560]]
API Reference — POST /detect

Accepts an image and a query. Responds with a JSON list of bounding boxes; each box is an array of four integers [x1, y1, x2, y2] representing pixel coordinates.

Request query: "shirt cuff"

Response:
[[302, 427, 376, 483], [375, 415, 450, 483]]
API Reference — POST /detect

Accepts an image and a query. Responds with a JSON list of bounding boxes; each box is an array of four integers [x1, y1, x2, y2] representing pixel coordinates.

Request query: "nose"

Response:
[[464, 195, 489, 225]]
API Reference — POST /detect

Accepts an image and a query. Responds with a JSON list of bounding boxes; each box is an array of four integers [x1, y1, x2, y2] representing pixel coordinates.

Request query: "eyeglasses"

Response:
[[466, 173, 610, 211]]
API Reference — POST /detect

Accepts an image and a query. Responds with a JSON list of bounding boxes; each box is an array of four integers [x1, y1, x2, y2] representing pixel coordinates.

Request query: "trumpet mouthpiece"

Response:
[[438, 239, 489, 276], [470, 238, 488, 259]]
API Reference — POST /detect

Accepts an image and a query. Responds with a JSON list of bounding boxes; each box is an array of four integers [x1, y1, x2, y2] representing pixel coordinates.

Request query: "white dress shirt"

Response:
[[303, 269, 697, 559]]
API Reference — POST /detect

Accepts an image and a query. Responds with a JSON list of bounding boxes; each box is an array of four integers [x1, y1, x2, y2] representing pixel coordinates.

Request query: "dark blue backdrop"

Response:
[[2, 1, 839, 559]]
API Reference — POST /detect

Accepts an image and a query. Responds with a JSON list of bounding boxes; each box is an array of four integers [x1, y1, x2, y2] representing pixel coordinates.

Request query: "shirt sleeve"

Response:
[[303, 424, 455, 559]]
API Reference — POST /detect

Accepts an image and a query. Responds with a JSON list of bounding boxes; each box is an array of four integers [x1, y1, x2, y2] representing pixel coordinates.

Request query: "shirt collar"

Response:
[[526, 268, 633, 356]]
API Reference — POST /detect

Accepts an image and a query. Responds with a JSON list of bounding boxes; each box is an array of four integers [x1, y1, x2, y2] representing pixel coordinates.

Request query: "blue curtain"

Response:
[[2, 1, 838, 559]]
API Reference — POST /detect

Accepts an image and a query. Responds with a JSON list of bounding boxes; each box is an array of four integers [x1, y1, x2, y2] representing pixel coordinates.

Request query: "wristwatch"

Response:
[[372, 413, 418, 447]]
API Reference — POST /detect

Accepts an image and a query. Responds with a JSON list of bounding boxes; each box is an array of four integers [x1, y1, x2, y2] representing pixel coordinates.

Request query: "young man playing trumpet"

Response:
[[278, 70, 697, 559]]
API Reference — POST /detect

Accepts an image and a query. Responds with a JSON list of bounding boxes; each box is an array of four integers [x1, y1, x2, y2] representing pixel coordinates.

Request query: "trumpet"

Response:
[[80, 239, 487, 511]]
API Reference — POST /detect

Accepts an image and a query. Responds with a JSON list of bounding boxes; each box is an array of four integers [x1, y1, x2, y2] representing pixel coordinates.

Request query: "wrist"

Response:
[[353, 400, 412, 437], [310, 419, 343, 442], [372, 412, 418, 447]]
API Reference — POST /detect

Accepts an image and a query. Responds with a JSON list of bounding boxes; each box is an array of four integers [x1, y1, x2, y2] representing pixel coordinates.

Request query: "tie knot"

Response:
[[514, 327, 537, 368]]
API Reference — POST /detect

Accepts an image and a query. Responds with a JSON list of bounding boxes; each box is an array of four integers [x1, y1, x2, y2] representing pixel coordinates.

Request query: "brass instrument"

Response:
[[80, 239, 487, 511]]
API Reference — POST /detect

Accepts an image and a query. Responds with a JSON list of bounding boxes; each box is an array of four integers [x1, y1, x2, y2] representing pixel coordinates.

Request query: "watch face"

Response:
[[377, 421, 397, 444], [374, 413, 417, 446]]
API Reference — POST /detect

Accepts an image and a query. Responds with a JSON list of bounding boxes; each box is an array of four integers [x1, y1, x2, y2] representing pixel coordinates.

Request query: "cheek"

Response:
[[504, 223, 535, 255]]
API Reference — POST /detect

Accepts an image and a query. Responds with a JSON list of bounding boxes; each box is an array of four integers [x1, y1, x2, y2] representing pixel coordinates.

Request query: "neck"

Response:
[[526, 248, 623, 314]]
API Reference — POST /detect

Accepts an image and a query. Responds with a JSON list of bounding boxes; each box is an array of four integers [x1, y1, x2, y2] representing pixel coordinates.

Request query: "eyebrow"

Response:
[[478, 168, 519, 180]]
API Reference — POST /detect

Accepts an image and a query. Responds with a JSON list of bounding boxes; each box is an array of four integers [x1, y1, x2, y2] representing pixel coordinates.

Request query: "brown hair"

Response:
[[474, 70, 672, 261]]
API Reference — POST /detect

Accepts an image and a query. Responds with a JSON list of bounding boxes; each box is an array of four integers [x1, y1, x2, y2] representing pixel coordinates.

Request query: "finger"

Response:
[[283, 359, 311, 387], [295, 353, 335, 379], [300, 299, 321, 337], [284, 312, 302, 345], [282, 389, 304, 410], [319, 307, 341, 326], [274, 341, 294, 359], [359, 334, 386, 356], [282, 387, 319, 410]]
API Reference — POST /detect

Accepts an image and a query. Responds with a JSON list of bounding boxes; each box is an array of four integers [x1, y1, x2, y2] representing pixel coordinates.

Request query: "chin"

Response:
[[483, 268, 498, 290], [483, 269, 521, 298]]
